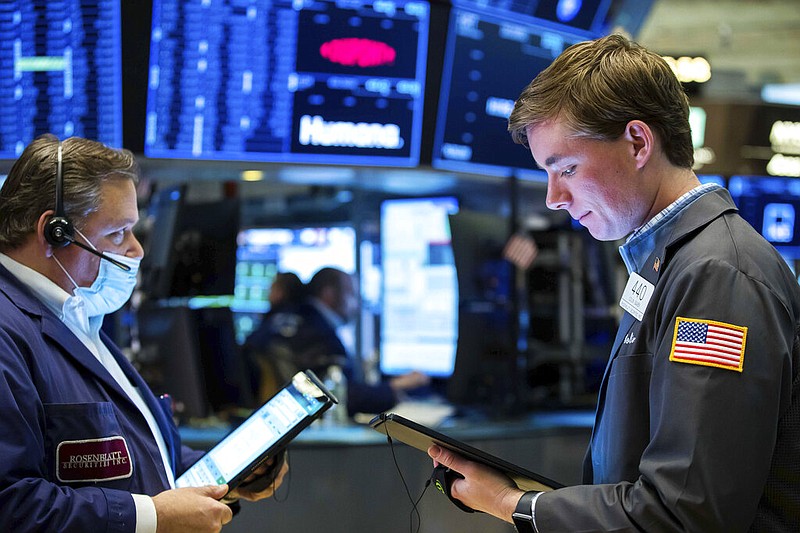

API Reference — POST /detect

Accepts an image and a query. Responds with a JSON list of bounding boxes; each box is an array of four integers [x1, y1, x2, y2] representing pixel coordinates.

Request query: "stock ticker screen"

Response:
[[431, 7, 585, 178], [0, 0, 123, 158], [145, 0, 430, 167], [453, 0, 611, 33]]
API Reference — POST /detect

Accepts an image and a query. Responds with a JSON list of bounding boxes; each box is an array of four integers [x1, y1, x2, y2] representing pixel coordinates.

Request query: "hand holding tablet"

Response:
[[176, 370, 336, 499], [369, 412, 563, 493]]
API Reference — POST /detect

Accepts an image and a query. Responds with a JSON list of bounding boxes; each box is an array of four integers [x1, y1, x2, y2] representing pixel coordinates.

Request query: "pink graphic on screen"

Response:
[[320, 38, 396, 67]]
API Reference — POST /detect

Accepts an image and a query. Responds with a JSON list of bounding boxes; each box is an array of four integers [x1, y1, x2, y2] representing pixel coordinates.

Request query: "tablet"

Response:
[[369, 412, 563, 492], [176, 370, 336, 492]]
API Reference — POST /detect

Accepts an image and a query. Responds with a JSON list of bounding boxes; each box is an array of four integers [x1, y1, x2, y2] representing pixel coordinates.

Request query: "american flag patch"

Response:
[[669, 317, 746, 372]]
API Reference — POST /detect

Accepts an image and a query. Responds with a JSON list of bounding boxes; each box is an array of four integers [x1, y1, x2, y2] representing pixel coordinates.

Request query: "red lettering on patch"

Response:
[[56, 436, 133, 482]]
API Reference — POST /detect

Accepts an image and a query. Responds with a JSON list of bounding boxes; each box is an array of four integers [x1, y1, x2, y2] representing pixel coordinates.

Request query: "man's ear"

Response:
[[36, 210, 56, 257], [624, 120, 654, 170]]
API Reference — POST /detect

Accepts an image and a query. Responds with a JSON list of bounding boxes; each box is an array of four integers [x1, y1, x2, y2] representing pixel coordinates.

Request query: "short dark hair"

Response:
[[307, 267, 349, 298], [270, 271, 306, 305]]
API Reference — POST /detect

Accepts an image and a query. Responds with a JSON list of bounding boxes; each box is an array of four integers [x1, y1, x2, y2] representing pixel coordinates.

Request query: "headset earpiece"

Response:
[[44, 141, 75, 248], [44, 215, 73, 247]]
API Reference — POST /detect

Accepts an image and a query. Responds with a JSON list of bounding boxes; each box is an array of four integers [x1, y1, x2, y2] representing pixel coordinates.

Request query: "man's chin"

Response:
[[584, 223, 624, 242]]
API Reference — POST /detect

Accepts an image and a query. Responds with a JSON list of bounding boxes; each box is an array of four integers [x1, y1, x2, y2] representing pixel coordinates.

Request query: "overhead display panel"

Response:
[[453, 0, 611, 35], [145, 0, 430, 167], [0, 0, 123, 158], [432, 6, 585, 178]]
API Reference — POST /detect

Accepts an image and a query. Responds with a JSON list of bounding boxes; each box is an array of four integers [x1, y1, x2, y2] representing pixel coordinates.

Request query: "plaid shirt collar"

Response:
[[619, 183, 720, 274]]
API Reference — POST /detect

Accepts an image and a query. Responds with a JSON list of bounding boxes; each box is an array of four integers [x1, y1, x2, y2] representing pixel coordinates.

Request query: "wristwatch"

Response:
[[511, 491, 539, 533]]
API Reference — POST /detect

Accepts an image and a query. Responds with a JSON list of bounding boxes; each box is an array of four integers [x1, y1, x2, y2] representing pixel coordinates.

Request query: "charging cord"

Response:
[[385, 426, 432, 533]]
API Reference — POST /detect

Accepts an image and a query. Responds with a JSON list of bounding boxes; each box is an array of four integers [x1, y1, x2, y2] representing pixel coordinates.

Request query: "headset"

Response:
[[43, 141, 130, 271], [43, 142, 74, 248]]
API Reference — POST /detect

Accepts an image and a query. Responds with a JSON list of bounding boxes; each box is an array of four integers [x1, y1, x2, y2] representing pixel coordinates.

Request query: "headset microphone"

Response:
[[56, 231, 132, 271], [44, 141, 131, 272]]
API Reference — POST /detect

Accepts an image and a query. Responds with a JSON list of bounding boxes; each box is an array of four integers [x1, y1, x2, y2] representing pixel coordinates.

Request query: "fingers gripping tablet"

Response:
[[237, 448, 287, 493], [369, 413, 562, 493], [431, 465, 477, 513], [176, 371, 335, 498]]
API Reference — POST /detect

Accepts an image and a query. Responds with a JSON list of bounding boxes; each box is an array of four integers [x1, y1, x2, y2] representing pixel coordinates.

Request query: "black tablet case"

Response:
[[369, 412, 564, 492]]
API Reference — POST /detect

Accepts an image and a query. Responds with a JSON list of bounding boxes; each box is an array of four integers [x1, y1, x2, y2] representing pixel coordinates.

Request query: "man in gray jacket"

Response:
[[429, 33, 800, 532]]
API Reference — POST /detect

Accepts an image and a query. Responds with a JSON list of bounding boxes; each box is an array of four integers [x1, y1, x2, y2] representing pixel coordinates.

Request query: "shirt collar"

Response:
[[0, 253, 70, 316], [0, 252, 96, 335], [619, 183, 720, 274]]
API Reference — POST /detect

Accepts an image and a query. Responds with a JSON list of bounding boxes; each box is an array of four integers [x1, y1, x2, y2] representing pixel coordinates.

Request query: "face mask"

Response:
[[53, 230, 141, 317]]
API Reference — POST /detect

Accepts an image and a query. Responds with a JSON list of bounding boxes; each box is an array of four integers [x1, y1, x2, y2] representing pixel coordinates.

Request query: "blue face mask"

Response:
[[53, 229, 141, 317]]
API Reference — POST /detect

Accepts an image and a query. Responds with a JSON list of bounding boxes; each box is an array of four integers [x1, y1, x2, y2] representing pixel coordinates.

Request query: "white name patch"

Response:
[[619, 272, 654, 321]]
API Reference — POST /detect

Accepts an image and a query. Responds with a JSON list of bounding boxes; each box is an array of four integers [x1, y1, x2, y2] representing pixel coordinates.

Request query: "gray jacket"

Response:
[[537, 188, 800, 532]]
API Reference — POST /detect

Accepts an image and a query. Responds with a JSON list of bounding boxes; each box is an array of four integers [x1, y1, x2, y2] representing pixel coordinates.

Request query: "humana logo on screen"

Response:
[[298, 115, 404, 149]]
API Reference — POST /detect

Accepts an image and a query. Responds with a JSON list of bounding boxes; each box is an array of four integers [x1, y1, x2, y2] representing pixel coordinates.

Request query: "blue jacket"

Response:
[[0, 263, 203, 532]]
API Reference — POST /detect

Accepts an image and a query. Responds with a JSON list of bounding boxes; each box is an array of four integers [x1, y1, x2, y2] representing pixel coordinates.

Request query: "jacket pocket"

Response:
[[44, 402, 134, 488]]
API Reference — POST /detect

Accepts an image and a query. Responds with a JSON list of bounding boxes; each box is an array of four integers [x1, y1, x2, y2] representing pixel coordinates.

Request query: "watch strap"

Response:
[[511, 491, 539, 533]]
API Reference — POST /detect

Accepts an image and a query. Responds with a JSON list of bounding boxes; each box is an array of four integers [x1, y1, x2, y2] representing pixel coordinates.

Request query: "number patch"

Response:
[[619, 272, 655, 321]]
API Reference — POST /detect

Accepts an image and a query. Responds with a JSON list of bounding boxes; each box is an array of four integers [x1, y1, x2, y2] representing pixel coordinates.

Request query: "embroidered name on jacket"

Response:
[[669, 317, 747, 372], [56, 436, 133, 482]]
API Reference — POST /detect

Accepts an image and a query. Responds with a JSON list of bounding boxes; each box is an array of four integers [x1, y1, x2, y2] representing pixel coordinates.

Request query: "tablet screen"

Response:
[[177, 372, 330, 488]]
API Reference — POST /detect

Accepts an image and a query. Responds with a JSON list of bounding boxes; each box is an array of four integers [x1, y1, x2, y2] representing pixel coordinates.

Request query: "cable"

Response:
[[385, 426, 430, 533]]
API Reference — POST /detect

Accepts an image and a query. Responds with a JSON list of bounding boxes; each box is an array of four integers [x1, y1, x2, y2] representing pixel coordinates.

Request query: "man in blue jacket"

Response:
[[245, 266, 430, 415], [0, 134, 285, 532]]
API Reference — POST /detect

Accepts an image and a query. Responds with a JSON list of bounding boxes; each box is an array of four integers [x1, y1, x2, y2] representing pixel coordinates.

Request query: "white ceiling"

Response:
[[636, 0, 800, 95]]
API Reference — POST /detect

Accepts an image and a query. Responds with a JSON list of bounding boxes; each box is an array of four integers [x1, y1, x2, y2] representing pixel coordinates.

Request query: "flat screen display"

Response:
[[139, 185, 186, 299], [380, 197, 459, 378], [232, 226, 356, 342], [729, 175, 800, 270], [145, 0, 429, 167], [698, 174, 725, 188], [432, 7, 585, 177], [0, 0, 123, 158], [452, 0, 610, 34]]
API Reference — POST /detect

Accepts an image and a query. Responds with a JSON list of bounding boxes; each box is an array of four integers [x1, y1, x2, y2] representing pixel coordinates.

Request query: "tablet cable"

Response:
[[385, 426, 432, 533]]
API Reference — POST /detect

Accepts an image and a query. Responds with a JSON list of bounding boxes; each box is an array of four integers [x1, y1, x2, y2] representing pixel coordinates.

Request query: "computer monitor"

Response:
[[446, 209, 516, 406], [596, 0, 656, 37], [379, 196, 459, 378], [432, 7, 586, 177], [139, 184, 187, 300], [452, 0, 611, 35], [232, 225, 357, 343], [136, 305, 252, 419], [167, 198, 240, 299], [728, 175, 800, 272], [0, 0, 123, 158], [145, 0, 430, 167], [698, 174, 726, 188]]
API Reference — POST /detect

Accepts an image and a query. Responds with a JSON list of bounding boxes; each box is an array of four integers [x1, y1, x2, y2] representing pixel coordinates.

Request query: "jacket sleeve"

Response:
[[0, 325, 137, 533], [534, 258, 794, 532]]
